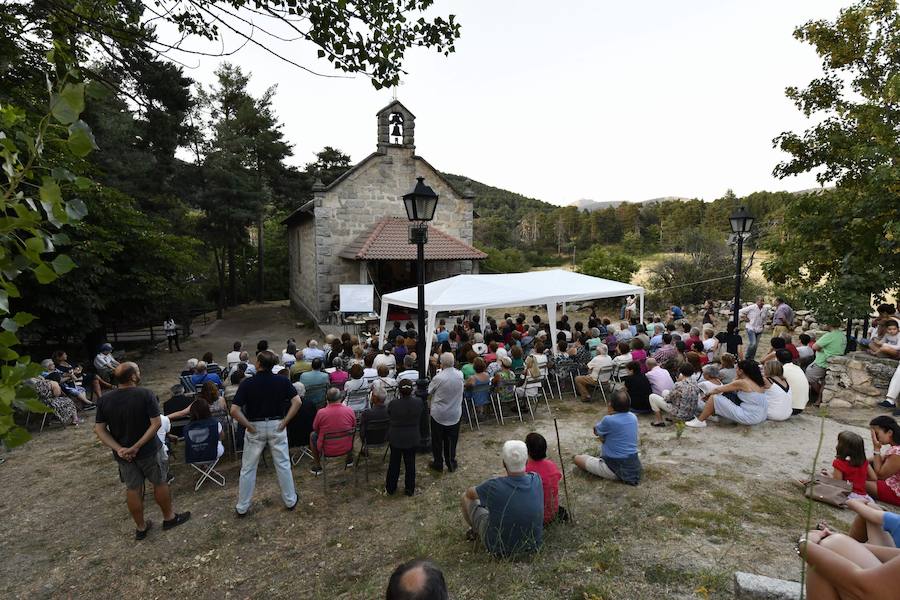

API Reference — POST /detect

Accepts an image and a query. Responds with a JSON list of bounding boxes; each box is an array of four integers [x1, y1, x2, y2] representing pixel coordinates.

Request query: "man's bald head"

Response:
[[114, 362, 140, 385], [385, 560, 448, 600]]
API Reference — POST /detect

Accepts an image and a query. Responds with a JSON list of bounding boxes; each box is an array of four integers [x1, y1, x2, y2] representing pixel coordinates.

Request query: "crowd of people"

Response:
[[19, 296, 900, 598]]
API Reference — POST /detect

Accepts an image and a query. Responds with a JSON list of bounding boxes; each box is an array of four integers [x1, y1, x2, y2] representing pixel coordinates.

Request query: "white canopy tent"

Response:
[[378, 269, 645, 360]]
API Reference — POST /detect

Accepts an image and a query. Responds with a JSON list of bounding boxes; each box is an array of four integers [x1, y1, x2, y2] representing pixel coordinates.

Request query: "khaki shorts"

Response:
[[806, 363, 827, 386], [119, 446, 168, 490], [583, 456, 619, 481], [467, 499, 490, 540]]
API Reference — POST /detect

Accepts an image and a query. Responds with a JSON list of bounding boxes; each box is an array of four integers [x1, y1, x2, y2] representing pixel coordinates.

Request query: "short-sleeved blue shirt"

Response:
[[476, 473, 544, 557], [594, 411, 639, 459]]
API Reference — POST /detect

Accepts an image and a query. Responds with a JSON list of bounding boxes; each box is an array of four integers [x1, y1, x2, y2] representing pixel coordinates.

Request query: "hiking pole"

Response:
[[553, 417, 574, 524]]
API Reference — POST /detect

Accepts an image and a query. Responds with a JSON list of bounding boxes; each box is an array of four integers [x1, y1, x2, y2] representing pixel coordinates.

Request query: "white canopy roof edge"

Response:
[[378, 269, 645, 360]]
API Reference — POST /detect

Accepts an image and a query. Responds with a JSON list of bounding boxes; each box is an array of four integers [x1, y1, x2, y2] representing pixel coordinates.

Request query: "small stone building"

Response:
[[283, 100, 486, 324]]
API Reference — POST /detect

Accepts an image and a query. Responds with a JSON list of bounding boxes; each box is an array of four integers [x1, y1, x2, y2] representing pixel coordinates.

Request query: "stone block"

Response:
[[828, 399, 852, 408], [734, 572, 801, 600]]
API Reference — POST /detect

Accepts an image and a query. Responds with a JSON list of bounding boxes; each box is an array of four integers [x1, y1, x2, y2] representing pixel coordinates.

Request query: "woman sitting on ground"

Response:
[[763, 360, 792, 422], [27, 377, 82, 425], [718, 353, 737, 384], [865, 416, 900, 507], [685, 359, 768, 428], [621, 360, 652, 413], [798, 525, 900, 599]]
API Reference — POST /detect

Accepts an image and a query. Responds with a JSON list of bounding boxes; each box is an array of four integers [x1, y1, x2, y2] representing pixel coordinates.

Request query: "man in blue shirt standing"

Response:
[[574, 390, 642, 485], [461, 440, 544, 558]]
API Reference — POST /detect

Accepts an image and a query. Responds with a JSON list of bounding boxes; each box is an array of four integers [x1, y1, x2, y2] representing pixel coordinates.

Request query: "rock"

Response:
[[809, 322, 819, 330], [828, 399, 852, 409], [734, 572, 801, 600], [795, 310, 811, 317], [794, 326, 804, 334]]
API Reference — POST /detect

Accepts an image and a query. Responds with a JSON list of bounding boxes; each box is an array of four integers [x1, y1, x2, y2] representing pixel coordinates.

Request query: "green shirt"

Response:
[[461, 363, 475, 380], [814, 330, 847, 368]]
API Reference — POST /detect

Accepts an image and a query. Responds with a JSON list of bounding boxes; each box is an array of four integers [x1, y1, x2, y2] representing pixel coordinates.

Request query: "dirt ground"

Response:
[[0, 302, 892, 599]]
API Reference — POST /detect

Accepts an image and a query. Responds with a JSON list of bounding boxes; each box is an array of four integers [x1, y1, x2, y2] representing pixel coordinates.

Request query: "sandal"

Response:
[[465, 528, 477, 542], [135, 519, 153, 541], [651, 421, 668, 427]]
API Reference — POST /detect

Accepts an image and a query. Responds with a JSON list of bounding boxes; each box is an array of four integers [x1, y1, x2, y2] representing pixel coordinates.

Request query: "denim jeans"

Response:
[[236, 419, 297, 514], [745, 329, 760, 360]]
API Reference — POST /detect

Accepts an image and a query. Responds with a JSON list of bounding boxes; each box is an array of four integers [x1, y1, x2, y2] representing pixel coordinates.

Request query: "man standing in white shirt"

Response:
[[738, 296, 770, 361], [225, 341, 243, 371]]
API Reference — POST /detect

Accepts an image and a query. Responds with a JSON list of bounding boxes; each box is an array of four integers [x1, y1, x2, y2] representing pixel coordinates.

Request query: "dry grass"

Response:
[[0, 303, 881, 599]]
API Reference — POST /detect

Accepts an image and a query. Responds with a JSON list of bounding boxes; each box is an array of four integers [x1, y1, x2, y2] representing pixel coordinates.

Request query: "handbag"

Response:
[[797, 475, 852, 508]]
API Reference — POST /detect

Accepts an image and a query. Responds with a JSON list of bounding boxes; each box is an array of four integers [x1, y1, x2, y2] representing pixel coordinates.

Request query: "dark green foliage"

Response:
[[766, 0, 900, 320], [578, 247, 640, 283]]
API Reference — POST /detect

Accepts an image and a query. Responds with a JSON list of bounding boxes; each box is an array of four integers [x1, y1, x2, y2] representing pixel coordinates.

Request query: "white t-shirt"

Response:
[[881, 334, 900, 350], [782, 362, 810, 411], [372, 353, 397, 373], [702, 337, 718, 362], [765, 380, 792, 421], [225, 351, 242, 368], [157, 414, 171, 457]]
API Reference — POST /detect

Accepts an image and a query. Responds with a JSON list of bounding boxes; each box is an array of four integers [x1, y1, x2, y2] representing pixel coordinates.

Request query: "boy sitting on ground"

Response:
[[574, 390, 642, 485], [525, 432, 568, 524]]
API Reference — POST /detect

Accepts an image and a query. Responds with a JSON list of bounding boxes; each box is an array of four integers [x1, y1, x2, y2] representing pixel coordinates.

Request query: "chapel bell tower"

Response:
[[376, 100, 416, 152]]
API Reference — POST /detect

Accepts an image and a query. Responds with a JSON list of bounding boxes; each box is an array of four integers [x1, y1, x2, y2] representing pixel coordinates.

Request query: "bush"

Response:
[[477, 244, 531, 273], [578, 246, 640, 283]]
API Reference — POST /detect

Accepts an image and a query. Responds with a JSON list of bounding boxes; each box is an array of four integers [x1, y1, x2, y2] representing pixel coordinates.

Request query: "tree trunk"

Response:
[[227, 242, 236, 306], [256, 215, 264, 303], [213, 247, 225, 320]]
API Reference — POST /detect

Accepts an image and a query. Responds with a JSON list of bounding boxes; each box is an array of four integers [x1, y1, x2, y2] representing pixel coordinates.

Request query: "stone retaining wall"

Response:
[[822, 352, 897, 408]]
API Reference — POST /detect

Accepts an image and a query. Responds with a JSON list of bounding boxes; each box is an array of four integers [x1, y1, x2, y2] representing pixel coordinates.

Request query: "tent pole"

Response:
[[562, 301, 566, 316], [547, 302, 558, 354], [424, 310, 437, 367], [480, 308, 486, 331], [379, 305, 389, 349], [639, 293, 644, 324]]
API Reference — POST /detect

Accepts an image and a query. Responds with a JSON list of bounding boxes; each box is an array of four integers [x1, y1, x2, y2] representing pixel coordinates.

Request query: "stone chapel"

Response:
[[283, 101, 485, 325]]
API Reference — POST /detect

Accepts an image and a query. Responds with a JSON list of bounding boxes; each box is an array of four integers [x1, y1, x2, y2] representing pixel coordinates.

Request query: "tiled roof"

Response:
[[339, 218, 487, 261]]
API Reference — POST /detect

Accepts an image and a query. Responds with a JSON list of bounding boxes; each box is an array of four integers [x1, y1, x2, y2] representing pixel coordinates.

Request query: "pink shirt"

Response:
[[526, 458, 561, 524], [885, 446, 900, 497], [645, 366, 675, 396], [329, 370, 349, 388], [312, 403, 356, 455]]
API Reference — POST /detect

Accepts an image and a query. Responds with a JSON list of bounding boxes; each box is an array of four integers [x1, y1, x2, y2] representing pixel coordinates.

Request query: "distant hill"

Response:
[[441, 173, 556, 219], [568, 196, 693, 212]]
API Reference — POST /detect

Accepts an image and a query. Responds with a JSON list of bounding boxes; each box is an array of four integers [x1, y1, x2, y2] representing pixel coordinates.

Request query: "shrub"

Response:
[[578, 246, 640, 283]]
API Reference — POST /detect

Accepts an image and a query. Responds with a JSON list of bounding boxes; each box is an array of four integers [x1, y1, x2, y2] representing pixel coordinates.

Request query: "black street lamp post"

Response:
[[403, 176, 438, 451], [729, 206, 755, 330]]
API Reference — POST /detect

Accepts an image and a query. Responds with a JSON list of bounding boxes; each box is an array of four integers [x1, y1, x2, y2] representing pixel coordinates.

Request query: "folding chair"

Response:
[[344, 388, 370, 423], [320, 428, 356, 493], [304, 383, 328, 409], [180, 375, 197, 395], [590, 365, 615, 404], [466, 380, 494, 429], [356, 418, 390, 482], [517, 375, 550, 420], [537, 361, 555, 399], [183, 419, 225, 491], [492, 379, 523, 425], [609, 362, 626, 393]]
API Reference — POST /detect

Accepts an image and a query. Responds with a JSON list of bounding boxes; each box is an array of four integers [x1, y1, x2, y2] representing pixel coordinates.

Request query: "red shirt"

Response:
[[785, 343, 800, 360], [329, 370, 349, 387], [526, 458, 561, 523], [312, 403, 356, 455], [833, 458, 868, 495]]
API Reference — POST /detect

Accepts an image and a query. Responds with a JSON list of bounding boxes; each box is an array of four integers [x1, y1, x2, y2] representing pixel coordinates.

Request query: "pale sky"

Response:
[[160, 1, 851, 206]]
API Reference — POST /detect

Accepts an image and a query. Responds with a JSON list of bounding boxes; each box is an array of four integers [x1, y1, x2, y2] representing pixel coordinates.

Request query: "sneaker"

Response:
[[235, 509, 248, 519], [310, 466, 323, 476], [286, 499, 298, 511], [345, 459, 355, 469], [685, 418, 707, 428], [135, 519, 153, 541], [162, 512, 191, 531], [878, 400, 896, 409]]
